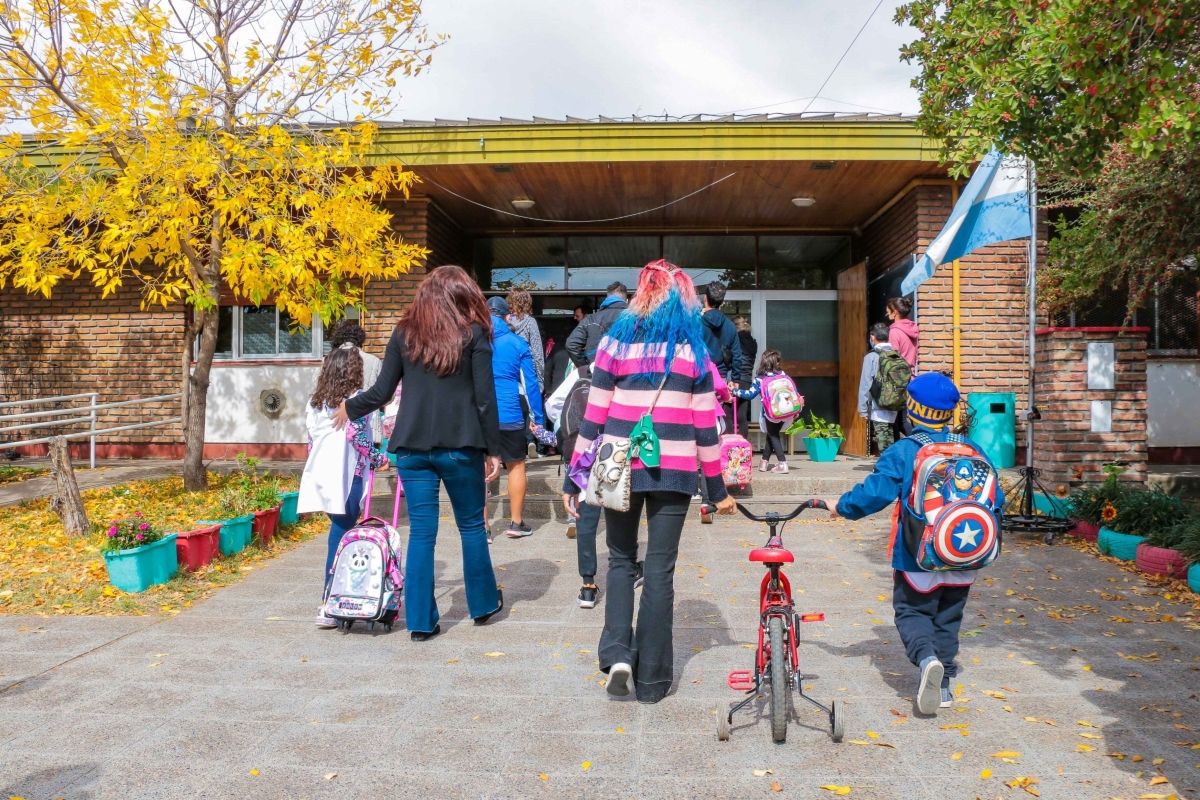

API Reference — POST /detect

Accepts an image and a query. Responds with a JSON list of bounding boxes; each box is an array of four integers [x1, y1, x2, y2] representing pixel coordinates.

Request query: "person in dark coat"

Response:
[[733, 315, 757, 434], [700, 281, 746, 432], [566, 282, 628, 369]]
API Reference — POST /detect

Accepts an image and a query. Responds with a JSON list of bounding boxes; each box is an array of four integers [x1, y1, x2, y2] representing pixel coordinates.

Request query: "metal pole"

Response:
[[89, 394, 97, 470], [1026, 161, 1038, 471]]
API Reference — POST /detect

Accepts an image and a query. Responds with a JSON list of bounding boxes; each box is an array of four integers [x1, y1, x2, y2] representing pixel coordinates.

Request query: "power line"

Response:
[[799, 0, 888, 116]]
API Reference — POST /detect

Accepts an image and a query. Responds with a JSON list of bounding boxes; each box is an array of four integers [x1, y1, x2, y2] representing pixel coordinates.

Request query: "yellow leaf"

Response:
[[819, 786, 850, 796], [952, 752, 963, 760], [1133, 755, 1144, 762], [981, 769, 992, 779], [250, 769, 259, 776], [615, 727, 625, 733], [447, 659, 459, 664], [1083, 665, 1092, 671], [991, 751, 1022, 759], [323, 772, 337, 780], [1080, 733, 1103, 739], [538, 774, 549, 781], [1148, 776, 1169, 786], [1138, 795, 1168, 799], [866, 731, 880, 738], [484, 652, 505, 657], [581, 761, 591, 771], [1077, 744, 1095, 752], [752, 769, 773, 777], [1152, 758, 1165, 765], [1077, 720, 1099, 728]]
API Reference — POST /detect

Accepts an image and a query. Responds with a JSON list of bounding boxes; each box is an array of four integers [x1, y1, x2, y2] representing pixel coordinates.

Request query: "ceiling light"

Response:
[[511, 198, 536, 210], [791, 197, 816, 208]]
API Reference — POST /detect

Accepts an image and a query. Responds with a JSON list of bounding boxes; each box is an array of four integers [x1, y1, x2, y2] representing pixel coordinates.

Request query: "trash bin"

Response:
[[967, 392, 1016, 469]]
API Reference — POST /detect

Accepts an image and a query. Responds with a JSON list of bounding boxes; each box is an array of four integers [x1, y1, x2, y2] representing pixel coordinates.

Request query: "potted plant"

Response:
[[788, 412, 843, 463], [174, 523, 222, 572], [101, 514, 178, 593], [250, 478, 283, 546], [279, 487, 301, 525], [1099, 487, 1187, 562], [1066, 465, 1129, 541], [200, 483, 256, 556]]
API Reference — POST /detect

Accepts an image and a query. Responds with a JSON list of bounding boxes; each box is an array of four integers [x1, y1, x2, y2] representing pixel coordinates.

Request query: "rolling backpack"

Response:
[[719, 398, 754, 488], [871, 349, 912, 411], [322, 472, 404, 632], [900, 432, 1001, 572], [759, 373, 804, 423]]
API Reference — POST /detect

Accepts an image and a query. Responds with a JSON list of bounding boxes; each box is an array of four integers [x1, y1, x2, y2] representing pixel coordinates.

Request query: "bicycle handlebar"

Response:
[[735, 498, 828, 522]]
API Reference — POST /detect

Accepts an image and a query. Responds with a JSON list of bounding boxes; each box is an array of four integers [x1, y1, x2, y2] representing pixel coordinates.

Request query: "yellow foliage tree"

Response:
[[0, 0, 439, 489]]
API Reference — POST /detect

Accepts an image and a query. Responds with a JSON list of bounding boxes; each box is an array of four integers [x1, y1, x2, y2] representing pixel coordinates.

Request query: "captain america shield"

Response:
[[930, 500, 998, 566]]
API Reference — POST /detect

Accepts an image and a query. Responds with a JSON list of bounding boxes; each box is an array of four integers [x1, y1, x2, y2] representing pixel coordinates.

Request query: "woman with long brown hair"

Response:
[[337, 265, 504, 641]]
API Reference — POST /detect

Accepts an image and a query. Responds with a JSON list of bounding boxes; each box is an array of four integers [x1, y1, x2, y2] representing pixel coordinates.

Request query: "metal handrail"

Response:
[[0, 393, 183, 469]]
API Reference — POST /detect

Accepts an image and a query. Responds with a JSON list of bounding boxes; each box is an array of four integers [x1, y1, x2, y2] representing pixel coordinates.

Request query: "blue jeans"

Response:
[[892, 572, 970, 682], [393, 447, 499, 633], [324, 476, 365, 590]]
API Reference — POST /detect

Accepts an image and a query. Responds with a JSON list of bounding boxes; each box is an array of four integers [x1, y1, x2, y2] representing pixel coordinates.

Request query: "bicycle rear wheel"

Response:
[[769, 616, 788, 742]]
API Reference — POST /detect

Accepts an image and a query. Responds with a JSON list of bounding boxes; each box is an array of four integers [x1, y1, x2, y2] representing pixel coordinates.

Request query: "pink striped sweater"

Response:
[[564, 338, 729, 502]]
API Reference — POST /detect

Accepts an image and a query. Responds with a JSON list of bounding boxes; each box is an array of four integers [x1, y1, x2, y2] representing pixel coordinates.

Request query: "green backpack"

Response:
[[871, 349, 912, 411]]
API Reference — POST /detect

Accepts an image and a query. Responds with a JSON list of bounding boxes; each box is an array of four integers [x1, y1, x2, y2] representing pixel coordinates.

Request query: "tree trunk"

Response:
[[48, 436, 89, 537], [183, 304, 220, 491]]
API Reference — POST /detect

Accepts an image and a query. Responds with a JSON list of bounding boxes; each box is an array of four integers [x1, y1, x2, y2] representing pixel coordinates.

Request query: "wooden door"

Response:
[[838, 261, 869, 457]]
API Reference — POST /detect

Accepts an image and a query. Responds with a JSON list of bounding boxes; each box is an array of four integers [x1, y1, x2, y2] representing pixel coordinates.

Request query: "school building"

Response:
[[2, 114, 1195, 483]]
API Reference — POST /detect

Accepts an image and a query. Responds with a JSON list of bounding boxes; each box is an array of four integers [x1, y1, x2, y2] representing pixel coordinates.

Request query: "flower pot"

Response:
[[175, 524, 221, 572], [279, 490, 300, 525], [199, 514, 254, 556], [1097, 527, 1145, 562], [252, 505, 281, 546], [1069, 520, 1100, 541], [103, 533, 179, 593], [1134, 543, 1190, 579], [803, 437, 842, 462], [1189, 563, 1200, 594]]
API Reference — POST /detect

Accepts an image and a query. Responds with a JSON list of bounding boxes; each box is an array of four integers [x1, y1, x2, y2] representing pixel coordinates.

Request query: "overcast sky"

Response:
[[390, 0, 922, 122]]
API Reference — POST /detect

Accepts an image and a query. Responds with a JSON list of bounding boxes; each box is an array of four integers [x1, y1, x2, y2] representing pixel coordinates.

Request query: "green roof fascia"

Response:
[[366, 120, 938, 166]]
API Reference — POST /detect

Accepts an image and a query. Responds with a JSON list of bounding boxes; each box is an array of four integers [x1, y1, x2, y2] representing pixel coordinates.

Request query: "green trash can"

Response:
[[967, 392, 1016, 469]]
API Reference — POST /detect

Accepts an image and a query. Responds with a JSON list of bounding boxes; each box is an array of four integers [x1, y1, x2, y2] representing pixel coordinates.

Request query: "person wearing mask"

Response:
[[701, 281, 746, 432], [329, 320, 384, 444], [887, 296, 919, 438], [336, 265, 503, 642], [858, 323, 900, 455], [566, 282, 628, 370], [733, 316, 757, 434], [487, 296, 545, 538], [562, 259, 736, 703]]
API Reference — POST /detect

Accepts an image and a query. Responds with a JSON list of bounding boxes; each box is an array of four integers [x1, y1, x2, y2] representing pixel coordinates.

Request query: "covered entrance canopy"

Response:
[[368, 114, 952, 455]]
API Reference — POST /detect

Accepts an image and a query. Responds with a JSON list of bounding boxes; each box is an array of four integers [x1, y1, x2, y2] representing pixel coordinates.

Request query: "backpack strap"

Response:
[[909, 431, 933, 447]]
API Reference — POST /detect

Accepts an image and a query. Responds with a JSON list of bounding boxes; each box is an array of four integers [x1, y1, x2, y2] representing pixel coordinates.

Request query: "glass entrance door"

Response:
[[726, 290, 840, 425]]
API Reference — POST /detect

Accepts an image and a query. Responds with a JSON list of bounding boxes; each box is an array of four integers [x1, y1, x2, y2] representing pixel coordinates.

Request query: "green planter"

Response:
[[103, 533, 179, 593], [1189, 563, 1200, 594], [198, 514, 254, 556], [1097, 527, 1145, 562], [279, 491, 300, 525], [803, 437, 842, 462]]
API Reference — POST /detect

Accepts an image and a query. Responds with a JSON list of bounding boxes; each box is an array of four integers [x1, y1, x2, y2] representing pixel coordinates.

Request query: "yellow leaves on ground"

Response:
[[538, 774, 549, 781], [1148, 776, 1170, 786], [1077, 720, 1102, 729], [1077, 743, 1096, 752], [483, 652, 506, 658], [819, 786, 849, 795], [951, 752, 963, 760], [991, 751, 1022, 759], [1006, 776, 1041, 796], [0, 473, 318, 617]]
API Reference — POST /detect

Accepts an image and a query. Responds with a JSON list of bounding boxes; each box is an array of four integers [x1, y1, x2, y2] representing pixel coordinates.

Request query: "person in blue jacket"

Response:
[[488, 296, 545, 539], [830, 373, 1004, 716]]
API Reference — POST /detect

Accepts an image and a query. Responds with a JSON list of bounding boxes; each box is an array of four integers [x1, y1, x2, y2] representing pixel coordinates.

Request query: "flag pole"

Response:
[[1025, 161, 1037, 471]]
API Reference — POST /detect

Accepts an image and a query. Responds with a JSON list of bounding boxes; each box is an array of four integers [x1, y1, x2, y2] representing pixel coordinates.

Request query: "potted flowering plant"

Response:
[[101, 514, 178, 593], [788, 412, 844, 462], [1067, 465, 1128, 541], [1099, 487, 1188, 563]]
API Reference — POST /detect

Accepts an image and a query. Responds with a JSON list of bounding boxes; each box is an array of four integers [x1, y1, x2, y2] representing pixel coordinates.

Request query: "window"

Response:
[[207, 305, 325, 360]]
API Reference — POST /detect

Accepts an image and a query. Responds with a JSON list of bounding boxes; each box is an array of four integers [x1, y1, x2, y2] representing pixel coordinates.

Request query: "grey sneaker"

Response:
[[633, 561, 645, 589], [578, 585, 598, 608], [607, 663, 633, 697], [506, 520, 533, 538], [916, 656, 944, 715], [315, 606, 337, 629], [940, 686, 953, 708]]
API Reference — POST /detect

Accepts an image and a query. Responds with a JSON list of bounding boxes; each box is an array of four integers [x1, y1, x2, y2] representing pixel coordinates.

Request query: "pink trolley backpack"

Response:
[[720, 398, 754, 489], [322, 471, 404, 633]]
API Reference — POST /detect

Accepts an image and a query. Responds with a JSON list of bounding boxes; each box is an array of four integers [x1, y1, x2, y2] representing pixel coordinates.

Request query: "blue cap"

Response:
[[906, 373, 960, 428], [487, 296, 509, 316]]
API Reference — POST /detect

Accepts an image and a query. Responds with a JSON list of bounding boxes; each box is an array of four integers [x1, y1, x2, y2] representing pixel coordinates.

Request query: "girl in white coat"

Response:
[[299, 344, 387, 628]]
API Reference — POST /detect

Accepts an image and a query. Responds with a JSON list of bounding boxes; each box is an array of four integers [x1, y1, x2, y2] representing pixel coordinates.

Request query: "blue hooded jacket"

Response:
[[835, 427, 1005, 572], [490, 314, 544, 429]]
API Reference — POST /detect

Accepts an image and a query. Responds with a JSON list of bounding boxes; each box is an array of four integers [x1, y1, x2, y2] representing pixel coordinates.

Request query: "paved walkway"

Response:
[[2, 505, 1199, 798]]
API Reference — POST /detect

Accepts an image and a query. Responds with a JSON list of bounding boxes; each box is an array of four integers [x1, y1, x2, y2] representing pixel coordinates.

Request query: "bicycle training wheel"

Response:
[[716, 702, 731, 741]]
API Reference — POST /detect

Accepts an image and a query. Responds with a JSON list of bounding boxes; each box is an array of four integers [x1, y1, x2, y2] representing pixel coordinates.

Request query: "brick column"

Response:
[[1032, 328, 1148, 489]]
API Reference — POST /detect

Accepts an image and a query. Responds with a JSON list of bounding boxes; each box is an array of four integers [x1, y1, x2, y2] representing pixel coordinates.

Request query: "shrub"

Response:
[[100, 513, 166, 553], [787, 411, 844, 439], [1068, 482, 1129, 526], [1111, 487, 1189, 539], [1172, 516, 1200, 566], [216, 454, 281, 516]]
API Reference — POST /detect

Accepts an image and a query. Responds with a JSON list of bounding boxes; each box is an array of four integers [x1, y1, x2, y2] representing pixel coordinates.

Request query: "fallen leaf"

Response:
[[581, 761, 591, 771], [818, 786, 848, 795], [1080, 733, 1103, 739], [538, 774, 549, 781], [941, 723, 970, 730], [1077, 720, 1100, 728], [615, 727, 625, 733], [981, 769, 992, 779], [1021, 660, 1038, 665], [771, 781, 784, 792], [1148, 776, 1169, 786], [1138, 795, 1169, 799], [250, 769, 259, 776], [1177, 724, 1198, 731], [323, 772, 337, 780], [146, 662, 162, 668], [752, 769, 773, 777], [484, 652, 506, 658], [866, 731, 880, 739], [447, 659, 459, 664], [1152, 758, 1165, 765], [952, 752, 963, 760], [982, 690, 1007, 699], [1077, 744, 1096, 752], [991, 751, 1023, 759]]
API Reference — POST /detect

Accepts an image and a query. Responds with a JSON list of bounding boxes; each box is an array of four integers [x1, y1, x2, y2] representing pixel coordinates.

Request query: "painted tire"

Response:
[[1135, 544, 1190, 579], [1189, 563, 1200, 594], [1097, 528, 1145, 562], [1070, 521, 1100, 542]]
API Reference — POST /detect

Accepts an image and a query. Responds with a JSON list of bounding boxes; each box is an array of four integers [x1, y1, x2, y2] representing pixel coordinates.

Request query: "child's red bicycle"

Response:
[[704, 499, 845, 744]]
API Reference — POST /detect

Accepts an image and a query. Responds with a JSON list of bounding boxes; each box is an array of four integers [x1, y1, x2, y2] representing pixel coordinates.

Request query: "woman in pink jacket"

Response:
[[887, 297, 919, 370]]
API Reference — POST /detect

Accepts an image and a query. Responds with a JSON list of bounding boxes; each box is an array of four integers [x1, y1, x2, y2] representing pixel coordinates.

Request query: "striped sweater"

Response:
[[564, 337, 729, 502]]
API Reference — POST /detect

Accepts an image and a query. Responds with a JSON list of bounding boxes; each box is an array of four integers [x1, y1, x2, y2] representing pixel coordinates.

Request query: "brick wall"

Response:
[[1031, 329, 1148, 488], [0, 281, 183, 456], [858, 185, 921, 279]]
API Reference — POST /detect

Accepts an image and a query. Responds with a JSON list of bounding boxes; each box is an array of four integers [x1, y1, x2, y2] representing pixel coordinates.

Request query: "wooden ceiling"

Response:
[[395, 160, 949, 235]]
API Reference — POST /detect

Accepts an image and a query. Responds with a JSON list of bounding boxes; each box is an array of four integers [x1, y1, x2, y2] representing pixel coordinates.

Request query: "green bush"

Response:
[[215, 454, 281, 517], [1111, 487, 1189, 539], [1171, 516, 1200, 565], [1067, 482, 1129, 526]]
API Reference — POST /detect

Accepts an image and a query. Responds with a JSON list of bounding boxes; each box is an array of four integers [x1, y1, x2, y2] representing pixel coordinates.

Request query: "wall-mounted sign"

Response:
[[1090, 399, 1112, 433], [1087, 342, 1115, 390]]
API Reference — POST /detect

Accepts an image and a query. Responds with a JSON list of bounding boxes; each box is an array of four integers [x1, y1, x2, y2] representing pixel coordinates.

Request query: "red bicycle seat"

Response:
[[748, 547, 794, 563]]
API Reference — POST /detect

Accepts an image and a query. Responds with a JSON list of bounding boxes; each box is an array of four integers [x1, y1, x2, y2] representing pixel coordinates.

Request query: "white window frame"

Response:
[[205, 305, 326, 361]]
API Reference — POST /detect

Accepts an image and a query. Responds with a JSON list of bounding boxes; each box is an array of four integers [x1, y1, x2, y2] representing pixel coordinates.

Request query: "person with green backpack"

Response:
[[858, 322, 912, 454]]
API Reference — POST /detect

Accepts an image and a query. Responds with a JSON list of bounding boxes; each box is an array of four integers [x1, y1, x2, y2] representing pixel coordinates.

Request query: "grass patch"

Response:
[[0, 465, 49, 485], [0, 471, 322, 616]]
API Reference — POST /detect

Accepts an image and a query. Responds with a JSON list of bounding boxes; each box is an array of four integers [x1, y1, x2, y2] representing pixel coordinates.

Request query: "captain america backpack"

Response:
[[900, 432, 1001, 571]]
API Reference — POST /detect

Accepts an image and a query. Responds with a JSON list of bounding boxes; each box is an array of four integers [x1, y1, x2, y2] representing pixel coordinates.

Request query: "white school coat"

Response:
[[298, 403, 355, 515]]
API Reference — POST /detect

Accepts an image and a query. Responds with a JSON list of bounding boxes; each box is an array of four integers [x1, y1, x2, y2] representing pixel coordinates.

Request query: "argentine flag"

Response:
[[901, 150, 1032, 296]]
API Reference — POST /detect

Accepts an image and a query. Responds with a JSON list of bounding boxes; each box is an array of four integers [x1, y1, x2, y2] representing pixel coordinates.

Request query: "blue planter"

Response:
[[1189, 563, 1200, 594], [1097, 527, 1145, 562], [279, 491, 300, 525], [198, 514, 254, 556], [803, 437, 843, 462], [103, 533, 179, 593], [1033, 492, 1070, 518]]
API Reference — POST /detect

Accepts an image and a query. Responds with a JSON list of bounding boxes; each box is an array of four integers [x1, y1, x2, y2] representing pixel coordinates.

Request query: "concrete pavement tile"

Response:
[[133, 718, 280, 761], [490, 774, 638, 800], [183, 684, 319, 722], [0, 750, 101, 800], [256, 721, 400, 770], [392, 726, 514, 773], [501, 730, 637, 779], [0, 710, 53, 747], [302, 689, 426, 724], [63, 756, 222, 800], [7, 711, 170, 760]]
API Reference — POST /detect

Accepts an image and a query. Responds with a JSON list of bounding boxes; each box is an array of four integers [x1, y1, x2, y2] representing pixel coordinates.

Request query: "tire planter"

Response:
[[1069, 520, 1100, 541], [1033, 493, 1070, 518], [803, 437, 842, 462], [1097, 527, 1146, 562], [1134, 543, 1190, 579], [104, 533, 179, 593], [1189, 563, 1200, 594], [199, 514, 254, 556], [252, 505, 281, 546], [279, 491, 300, 525], [175, 524, 221, 572]]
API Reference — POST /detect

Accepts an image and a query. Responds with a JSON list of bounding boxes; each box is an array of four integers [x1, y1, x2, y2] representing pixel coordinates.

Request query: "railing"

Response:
[[0, 393, 183, 469]]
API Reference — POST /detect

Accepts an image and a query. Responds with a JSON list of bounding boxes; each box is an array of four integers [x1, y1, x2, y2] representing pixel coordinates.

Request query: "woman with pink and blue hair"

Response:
[[562, 259, 737, 703]]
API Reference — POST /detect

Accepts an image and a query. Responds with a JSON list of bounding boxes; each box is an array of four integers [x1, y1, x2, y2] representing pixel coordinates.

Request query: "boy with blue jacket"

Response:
[[831, 373, 1004, 716]]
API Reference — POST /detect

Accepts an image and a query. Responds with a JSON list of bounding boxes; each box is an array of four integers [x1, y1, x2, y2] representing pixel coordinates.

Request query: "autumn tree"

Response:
[[0, 0, 439, 489], [897, 0, 1200, 314]]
